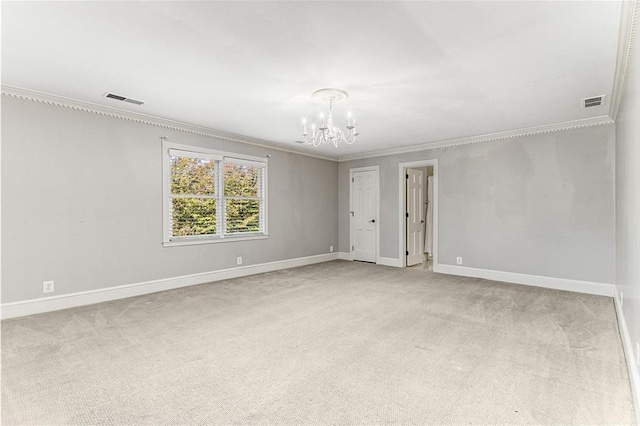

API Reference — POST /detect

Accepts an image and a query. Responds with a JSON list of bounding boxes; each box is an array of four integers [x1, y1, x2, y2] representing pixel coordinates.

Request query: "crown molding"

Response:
[[610, 1, 638, 120], [2, 85, 616, 165], [1, 85, 337, 162], [337, 116, 614, 162]]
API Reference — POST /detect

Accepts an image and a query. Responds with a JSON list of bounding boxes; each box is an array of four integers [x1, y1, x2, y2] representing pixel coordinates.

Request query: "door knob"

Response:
[[369, 219, 376, 223]]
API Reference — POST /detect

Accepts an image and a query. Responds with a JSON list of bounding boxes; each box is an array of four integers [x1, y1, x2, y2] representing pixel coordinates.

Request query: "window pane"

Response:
[[224, 163, 259, 197], [225, 199, 260, 233], [171, 156, 216, 195], [172, 198, 216, 236]]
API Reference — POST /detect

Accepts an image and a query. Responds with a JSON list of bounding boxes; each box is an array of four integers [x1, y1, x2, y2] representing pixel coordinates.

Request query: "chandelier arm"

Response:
[[345, 127, 357, 144], [311, 129, 323, 147], [333, 128, 347, 148]]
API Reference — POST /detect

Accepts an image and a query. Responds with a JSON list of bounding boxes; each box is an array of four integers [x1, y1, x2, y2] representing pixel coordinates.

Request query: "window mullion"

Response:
[[217, 159, 224, 237], [224, 196, 262, 201], [170, 193, 218, 199]]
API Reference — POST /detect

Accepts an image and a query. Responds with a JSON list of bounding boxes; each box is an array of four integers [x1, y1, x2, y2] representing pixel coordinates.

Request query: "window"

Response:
[[163, 141, 267, 246]]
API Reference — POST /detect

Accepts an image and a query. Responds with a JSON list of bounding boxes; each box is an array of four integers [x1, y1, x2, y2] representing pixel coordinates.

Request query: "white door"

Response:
[[406, 168, 425, 266], [351, 169, 378, 262]]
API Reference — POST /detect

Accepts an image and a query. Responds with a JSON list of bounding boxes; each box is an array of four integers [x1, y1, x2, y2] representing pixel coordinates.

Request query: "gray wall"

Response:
[[615, 12, 640, 384], [339, 125, 615, 284], [1, 96, 338, 303]]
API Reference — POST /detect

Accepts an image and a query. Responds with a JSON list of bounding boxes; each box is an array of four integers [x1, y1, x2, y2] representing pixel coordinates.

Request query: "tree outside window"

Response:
[[163, 143, 267, 245]]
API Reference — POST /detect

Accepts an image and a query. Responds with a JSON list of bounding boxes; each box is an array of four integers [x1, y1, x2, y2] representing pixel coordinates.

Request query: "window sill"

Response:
[[162, 234, 269, 247]]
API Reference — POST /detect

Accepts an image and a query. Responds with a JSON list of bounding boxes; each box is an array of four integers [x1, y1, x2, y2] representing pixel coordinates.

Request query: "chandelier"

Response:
[[301, 88, 359, 148]]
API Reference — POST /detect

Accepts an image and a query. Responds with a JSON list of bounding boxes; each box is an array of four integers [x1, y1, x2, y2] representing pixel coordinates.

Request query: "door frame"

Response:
[[398, 160, 438, 268], [349, 165, 380, 263]]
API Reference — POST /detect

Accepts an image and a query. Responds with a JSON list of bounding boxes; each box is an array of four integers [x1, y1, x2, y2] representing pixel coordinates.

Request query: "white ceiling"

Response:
[[1, 1, 623, 159]]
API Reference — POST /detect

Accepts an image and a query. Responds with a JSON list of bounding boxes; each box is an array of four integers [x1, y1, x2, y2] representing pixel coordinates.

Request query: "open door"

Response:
[[406, 168, 425, 266], [399, 160, 437, 269]]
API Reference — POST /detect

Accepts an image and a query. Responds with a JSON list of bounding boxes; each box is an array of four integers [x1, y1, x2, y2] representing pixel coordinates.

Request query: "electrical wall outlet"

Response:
[[456, 257, 463, 265], [43, 280, 54, 293], [620, 292, 624, 307], [236, 256, 243, 265], [329, 246, 334, 253]]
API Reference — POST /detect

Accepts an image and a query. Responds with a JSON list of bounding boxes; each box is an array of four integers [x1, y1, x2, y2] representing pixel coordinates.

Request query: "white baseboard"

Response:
[[338, 252, 352, 261], [434, 264, 615, 297], [614, 290, 640, 425], [1, 253, 339, 320], [377, 256, 402, 267]]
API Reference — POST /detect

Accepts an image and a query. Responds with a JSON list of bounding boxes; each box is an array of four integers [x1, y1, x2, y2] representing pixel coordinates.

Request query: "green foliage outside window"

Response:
[[170, 156, 217, 236], [170, 156, 262, 237], [224, 164, 260, 233], [171, 198, 216, 236], [171, 157, 216, 195]]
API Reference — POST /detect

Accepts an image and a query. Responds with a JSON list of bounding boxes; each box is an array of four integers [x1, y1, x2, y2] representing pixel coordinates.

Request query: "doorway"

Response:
[[399, 160, 438, 269], [350, 166, 379, 263]]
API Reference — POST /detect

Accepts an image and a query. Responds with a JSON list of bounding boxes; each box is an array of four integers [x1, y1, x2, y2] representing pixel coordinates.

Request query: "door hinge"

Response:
[[406, 251, 409, 256], [406, 174, 409, 179], [351, 177, 354, 182], [352, 246, 354, 251], [406, 212, 409, 218]]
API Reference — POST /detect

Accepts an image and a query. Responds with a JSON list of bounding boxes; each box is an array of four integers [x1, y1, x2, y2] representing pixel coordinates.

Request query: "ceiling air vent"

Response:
[[104, 92, 144, 105], [583, 95, 604, 108]]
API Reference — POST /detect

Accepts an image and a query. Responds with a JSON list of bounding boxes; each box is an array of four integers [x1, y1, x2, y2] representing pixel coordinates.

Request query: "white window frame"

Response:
[[162, 140, 269, 247]]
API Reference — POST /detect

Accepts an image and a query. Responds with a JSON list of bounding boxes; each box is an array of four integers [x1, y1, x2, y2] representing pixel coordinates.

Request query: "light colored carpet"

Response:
[[1, 260, 636, 425]]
